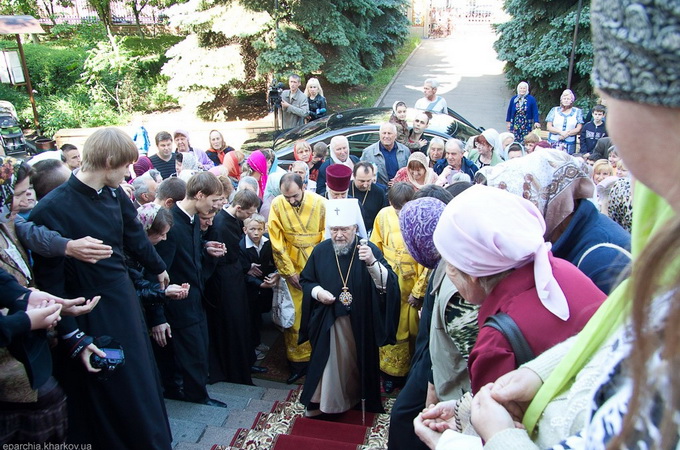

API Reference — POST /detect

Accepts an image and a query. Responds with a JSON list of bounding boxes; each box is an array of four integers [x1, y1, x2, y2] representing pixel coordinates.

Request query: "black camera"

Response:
[[268, 79, 284, 109], [91, 347, 125, 372]]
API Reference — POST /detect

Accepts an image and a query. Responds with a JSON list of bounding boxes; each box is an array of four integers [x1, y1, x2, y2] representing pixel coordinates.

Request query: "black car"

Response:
[[241, 107, 482, 170]]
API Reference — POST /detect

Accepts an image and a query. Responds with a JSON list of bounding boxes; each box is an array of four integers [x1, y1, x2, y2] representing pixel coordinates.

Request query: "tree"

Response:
[[161, 0, 410, 119], [494, 0, 595, 115], [40, 0, 74, 25]]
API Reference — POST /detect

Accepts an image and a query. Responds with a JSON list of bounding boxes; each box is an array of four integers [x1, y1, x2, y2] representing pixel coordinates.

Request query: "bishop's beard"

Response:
[[333, 240, 353, 256]]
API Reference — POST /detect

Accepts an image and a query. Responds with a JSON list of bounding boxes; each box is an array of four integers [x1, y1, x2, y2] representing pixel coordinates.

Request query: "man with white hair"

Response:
[[316, 135, 360, 196], [299, 198, 400, 417], [360, 123, 410, 186], [131, 174, 158, 208], [415, 79, 448, 114]]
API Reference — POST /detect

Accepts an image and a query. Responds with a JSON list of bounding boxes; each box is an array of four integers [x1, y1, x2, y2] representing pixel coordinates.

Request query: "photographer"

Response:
[[280, 74, 309, 130], [304, 78, 327, 122]]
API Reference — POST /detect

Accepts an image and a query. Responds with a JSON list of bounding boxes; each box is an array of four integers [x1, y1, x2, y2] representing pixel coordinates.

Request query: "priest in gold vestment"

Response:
[[268, 173, 326, 383]]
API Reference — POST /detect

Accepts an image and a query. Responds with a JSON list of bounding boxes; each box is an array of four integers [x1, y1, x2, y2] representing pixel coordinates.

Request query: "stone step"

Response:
[[168, 380, 294, 449]]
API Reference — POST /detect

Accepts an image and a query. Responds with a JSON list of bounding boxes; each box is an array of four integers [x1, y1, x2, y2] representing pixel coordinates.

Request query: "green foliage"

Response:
[[48, 22, 108, 48], [162, 0, 409, 118], [2, 43, 87, 96], [494, 0, 595, 114], [253, 0, 409, 85], [0, 0, 39, 16]]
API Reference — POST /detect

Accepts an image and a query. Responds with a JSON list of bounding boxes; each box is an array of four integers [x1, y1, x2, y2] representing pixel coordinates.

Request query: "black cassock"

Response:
[[205, 209, 253, 385], [299, 238, 400, 413], [30, 176, 172, 450]]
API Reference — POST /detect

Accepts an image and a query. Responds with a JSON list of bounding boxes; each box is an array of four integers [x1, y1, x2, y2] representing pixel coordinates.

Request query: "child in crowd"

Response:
[[390, 101, 410, 147], [616, 159, 629, 178], [579, 104, 608, 156], [522, 131, 541, 153], [607, 145, 621, 167], [310, 142, 327, 182], [240, 214, 279, 361], [592, 159, 614, 185]]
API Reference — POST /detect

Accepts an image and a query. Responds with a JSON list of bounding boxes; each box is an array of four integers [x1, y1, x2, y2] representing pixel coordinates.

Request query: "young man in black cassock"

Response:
[[299, 198, 400, 416], [30, 128, 173, 449], [205, 188, 260, 385], [151, 171, 226, 407]]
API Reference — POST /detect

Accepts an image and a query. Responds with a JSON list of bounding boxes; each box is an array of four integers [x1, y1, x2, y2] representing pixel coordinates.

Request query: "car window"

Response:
[[347, 131, 379, 158]]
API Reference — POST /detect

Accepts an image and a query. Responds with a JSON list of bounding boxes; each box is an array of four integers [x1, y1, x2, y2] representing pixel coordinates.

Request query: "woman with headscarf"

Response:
[[546, 89, 584, 154], [392, 152, 438, 190], [206, 130, 235, 167], [466, 129, 504, 168], [433, 185, 606, 395], [245, 150, 268, 199], [133, 155, 154, 178], [209, 150, 244, 190], [506, 81, 540, 143]]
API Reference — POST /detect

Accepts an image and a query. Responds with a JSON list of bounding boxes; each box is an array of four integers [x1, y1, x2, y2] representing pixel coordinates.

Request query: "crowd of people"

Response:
[[2, 1, 678, 448]]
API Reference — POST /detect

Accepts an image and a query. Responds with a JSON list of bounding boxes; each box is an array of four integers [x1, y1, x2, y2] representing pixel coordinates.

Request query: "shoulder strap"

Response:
[[484, 312, 535, 366], [577, 242, 632, 269]]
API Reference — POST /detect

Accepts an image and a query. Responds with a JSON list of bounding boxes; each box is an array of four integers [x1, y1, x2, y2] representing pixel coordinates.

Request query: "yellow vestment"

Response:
[[371, 206, 428, 377], [268, 192, 326, 362]]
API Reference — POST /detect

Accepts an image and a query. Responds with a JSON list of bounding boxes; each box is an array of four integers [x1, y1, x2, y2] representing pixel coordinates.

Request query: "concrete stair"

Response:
[[168, 379, 293, 449]]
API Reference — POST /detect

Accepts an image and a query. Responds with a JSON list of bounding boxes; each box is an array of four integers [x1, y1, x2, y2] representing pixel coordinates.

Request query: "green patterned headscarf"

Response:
[[0, 156, 24, 224]]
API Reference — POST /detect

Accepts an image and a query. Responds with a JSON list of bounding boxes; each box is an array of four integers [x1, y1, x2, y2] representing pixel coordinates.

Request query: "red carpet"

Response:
[[214, 387, 392, 449]]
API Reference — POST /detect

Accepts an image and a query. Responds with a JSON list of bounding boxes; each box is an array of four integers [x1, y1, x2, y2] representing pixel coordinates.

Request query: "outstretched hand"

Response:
[[471, 384, 520, 441], [65, 236, 113, 264]]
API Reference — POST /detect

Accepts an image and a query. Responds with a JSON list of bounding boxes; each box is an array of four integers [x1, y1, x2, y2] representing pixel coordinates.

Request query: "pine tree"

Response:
[[494, 0, 594, 115]]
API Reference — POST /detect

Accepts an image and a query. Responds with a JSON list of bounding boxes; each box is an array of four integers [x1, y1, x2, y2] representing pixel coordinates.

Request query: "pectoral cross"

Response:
[[335, 207, 340, 215]]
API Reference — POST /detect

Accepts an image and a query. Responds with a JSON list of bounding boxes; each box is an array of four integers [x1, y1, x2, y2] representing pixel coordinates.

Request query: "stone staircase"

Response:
[[169, 379, 293, 449]]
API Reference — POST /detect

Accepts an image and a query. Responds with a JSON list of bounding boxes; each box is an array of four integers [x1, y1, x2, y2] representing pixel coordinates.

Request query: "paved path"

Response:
[[376, 22, 511, 132]]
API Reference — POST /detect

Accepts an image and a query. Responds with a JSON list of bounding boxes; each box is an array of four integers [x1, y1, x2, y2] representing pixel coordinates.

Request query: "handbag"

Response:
[[271, 278, 295, 329]]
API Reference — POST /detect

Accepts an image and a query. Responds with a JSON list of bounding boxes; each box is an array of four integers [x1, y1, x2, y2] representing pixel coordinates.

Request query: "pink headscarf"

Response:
[[247, 150, 268, 199], [433, 184, 569, 320]]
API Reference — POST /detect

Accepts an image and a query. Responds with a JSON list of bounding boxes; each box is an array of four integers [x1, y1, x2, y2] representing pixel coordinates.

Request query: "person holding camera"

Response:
[[305, 78, 327, 122], [281, 74, 309, 130]]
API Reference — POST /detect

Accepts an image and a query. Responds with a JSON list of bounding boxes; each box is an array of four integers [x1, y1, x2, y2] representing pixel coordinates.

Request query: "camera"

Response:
[[91, 347, 125, 372], [268, 79, 284, 109]]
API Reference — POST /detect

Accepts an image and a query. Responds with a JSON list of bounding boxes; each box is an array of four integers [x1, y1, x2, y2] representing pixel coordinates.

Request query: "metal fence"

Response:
[[37, 0, 165, 25]]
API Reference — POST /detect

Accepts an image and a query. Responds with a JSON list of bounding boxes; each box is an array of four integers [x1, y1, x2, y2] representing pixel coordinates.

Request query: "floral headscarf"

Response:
[[0, 156, 24, 224], [137, 202, 162, 232]]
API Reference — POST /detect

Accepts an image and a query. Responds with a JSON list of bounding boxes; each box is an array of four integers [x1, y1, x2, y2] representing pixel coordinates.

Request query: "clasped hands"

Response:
[[413, 368, 543, 448]]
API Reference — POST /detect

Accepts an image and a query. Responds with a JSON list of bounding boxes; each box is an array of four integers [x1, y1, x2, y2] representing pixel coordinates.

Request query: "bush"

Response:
[[21, 44, 86, 96]]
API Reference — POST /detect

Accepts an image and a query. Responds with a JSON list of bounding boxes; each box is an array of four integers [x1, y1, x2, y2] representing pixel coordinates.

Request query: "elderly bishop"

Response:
[[299, 198, 401, 417]]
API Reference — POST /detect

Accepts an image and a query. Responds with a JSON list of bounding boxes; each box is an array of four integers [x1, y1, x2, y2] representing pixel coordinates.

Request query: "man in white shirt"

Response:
[[414, 79, 448, 114]]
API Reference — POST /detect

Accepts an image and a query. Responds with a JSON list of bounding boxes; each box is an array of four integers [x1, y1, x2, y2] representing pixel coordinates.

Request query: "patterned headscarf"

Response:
[[247, 150, 268, 199], [482, 149, 595, 239], [591, 0, 680, 107], [137, 202, 162, 232], [0, 156, 24, 224], [399, 197, 446, 269]]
